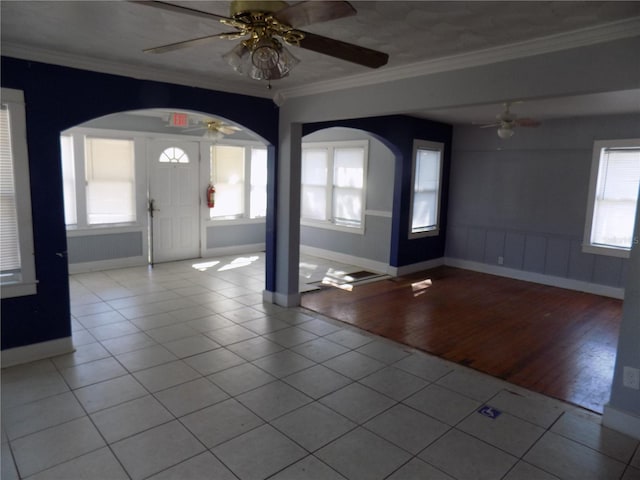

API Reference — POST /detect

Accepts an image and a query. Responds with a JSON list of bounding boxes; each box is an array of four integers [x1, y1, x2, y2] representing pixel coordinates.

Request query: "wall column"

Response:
[[269, 121, 302, 307], [604, 187, 640, 439]]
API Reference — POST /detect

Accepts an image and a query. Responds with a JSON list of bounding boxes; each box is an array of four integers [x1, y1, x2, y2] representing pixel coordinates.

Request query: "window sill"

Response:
[[582, 243, 631, 259], [1, 280, 38, 299], [301, 219, 365, 235], [207, 217, 266, 226], [409, 228, 440, 240]]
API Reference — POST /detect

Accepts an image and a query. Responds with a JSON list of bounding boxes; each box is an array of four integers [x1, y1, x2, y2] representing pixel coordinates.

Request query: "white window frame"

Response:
[[1, 88, 37, 298], [301, 140, 368, 234], [60, 129, 145, 231], [408, 139, 444, 239], [209, 141, 268, 223], [583, 138, 640, 258]]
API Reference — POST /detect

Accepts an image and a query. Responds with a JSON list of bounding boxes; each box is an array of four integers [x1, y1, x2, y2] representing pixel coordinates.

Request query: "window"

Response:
[[210, 144, 267, 220], [249, 147, 267, 218], [301, 140, 367, 231], [60, 134, 137, 227], [60, 135, 77, 225], [1, 88, 37, 297], [159, 147, 189, 163], [409, 140, 444, 238], [583, 139, 640, 257]]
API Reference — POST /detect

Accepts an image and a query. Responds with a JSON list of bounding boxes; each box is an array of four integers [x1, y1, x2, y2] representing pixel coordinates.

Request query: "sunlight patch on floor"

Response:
[[411, 278, 432, 297], [218, 256, 260, 271], [191, 260, 221, 271], [299, 261, 319, 279]]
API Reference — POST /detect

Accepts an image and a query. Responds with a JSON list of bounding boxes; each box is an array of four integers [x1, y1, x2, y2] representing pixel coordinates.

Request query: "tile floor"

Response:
[[2, 253, 640, 480]]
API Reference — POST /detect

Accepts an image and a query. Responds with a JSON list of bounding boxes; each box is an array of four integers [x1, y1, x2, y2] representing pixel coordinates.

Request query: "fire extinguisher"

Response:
[[207, 183, 215, 209]]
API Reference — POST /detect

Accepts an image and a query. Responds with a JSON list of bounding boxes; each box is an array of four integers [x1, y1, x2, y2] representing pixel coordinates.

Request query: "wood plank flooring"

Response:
[[301, 266, 623, 413]]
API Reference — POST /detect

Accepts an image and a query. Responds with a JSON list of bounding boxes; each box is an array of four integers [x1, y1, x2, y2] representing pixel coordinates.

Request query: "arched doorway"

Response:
[[298, 126, 396, 292], [60, 108, 270, 271]]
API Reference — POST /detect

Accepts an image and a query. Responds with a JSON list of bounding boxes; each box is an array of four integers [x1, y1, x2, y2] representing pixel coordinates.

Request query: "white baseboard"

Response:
[[68, 256, 147, 274], [1, 337, 74, 368], [300, 245, 389, 275], [603, 404, 640, 440], [203, 243, 265, 258], [274, 291, 301, 308], [262, 289, 276, 304], [444, 257, 625, 299], [391, 257, 446, 276]]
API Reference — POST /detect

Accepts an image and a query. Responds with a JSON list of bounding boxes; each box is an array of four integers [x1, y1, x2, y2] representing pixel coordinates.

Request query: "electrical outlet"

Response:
[[623, 366, 640, 390], [497, 256, 504, 265]]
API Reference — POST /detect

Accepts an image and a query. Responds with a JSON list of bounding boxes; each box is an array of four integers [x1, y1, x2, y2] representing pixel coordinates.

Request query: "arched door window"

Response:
[[159, 147, 189, 164]]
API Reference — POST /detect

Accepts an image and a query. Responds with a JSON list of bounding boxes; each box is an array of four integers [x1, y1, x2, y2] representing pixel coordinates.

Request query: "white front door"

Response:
[[148, 140, 200, 263]]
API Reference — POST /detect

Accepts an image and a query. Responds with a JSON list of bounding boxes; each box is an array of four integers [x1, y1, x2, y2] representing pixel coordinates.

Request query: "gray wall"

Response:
[[300, 127, 394, 264], [67, 232, 143, 263], [607, 185, 640, 430], [446, 113, 639, 288], [206, 223, 265, 249]]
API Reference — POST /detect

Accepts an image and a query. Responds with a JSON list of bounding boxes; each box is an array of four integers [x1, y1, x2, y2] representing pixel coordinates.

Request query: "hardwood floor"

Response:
[[301, 266, 623, 413]]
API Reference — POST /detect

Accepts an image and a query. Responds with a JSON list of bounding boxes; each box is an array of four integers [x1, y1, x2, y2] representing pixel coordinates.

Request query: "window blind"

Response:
[[249, 147, 267, 219], [332, 147, 364, 226], [301, 148, 329, 221], [592, 147, 640, 248], [85, 137, 136, 224], [411, 148, 441, 233], [0, 104, 21, 274], [211, 145, 244, 218]]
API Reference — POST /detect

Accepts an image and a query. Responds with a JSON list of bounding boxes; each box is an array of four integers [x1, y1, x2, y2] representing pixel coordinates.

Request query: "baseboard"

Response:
[[391, 257, 446, 277], [445, 257, 625, 299], [274, 291, 301, 308], [603, 404, 640, 440], [203, 243, 265, 258], [68, 256, 147, 274], [300, 245, 389, 275], [1, 337, 74, 368]]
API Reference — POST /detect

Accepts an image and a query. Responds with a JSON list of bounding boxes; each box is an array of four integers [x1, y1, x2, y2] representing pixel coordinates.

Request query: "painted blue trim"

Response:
[[265, 144, 277, 292], [1, 56, 278, 350]]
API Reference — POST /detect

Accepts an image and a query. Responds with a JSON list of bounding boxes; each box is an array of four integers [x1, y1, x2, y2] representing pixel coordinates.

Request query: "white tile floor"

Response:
[[2, 253, 640, 480]]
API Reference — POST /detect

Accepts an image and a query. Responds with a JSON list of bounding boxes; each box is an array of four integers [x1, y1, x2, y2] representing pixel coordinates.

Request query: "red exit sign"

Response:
[[170, 112, 189, 127]]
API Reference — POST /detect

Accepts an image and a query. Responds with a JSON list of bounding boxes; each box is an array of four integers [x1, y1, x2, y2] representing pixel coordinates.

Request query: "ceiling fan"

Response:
[[181, 118, 242, 140], [134, 0, 389, 83], [478, 102, 541, 139]]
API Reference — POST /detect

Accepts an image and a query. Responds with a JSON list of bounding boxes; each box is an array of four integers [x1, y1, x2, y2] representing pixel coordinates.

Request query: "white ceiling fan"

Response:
[[478, 102, 541, 139], [181, 118, 242, 140]]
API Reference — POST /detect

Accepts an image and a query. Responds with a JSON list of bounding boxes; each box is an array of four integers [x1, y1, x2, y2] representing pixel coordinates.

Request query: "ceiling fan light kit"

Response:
[[497, 125, 515, 139], [223, 36, 300, 81]]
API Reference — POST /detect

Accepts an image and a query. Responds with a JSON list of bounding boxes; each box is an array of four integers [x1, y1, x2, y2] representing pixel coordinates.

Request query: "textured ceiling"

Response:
[[2, 1, 639, 122]]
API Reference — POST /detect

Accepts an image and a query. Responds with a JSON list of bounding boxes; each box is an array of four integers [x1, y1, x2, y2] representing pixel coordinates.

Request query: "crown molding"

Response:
[[3, 17, 639, 105], [0, 43, 274, 99], [274, 17, 640, 102]]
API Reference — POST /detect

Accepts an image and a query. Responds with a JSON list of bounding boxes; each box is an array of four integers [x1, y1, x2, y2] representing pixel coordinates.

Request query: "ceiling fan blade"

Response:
[[515, 118, 541, 127], [218, 126, 241, 135], [478, 123, 500, 128], [274, 1, 356, 28], [130, 1, 231, 22], [297, 31, 388, 68], [144, 32, 240, 54]]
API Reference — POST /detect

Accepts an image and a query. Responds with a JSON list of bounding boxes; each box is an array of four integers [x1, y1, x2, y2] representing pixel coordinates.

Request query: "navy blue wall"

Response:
[[303, 115, 452, 267], [1, 56, 279, 350]]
